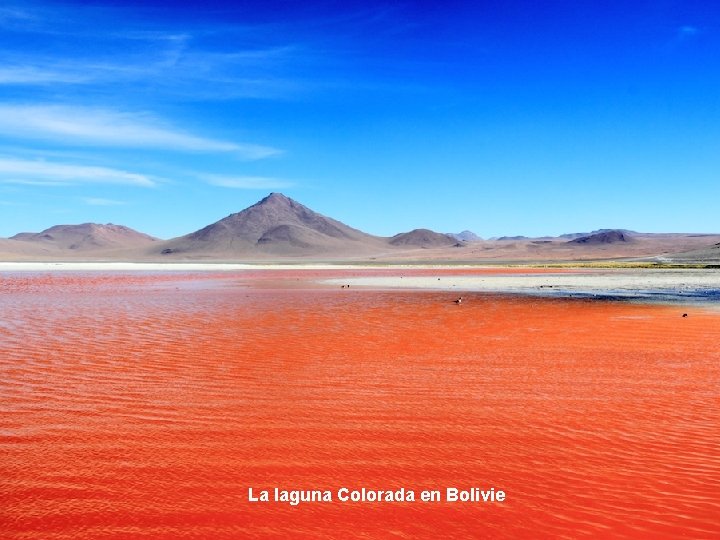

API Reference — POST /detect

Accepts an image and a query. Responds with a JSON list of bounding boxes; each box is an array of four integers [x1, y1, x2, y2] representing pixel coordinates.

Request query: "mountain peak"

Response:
[[262, 191, 288, 201], [169, 192, 377, 256], [256, 192, 293, 206]]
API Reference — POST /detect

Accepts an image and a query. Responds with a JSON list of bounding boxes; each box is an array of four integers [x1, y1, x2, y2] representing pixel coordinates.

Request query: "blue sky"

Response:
[[0, 0, 718, 239]]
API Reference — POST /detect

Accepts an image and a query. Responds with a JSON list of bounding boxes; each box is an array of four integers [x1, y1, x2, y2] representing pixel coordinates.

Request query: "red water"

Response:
[[1, 272, 719, 539]]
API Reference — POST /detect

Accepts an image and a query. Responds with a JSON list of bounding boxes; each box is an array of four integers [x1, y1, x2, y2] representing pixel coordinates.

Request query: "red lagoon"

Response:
[[1, 271, 718, 539]]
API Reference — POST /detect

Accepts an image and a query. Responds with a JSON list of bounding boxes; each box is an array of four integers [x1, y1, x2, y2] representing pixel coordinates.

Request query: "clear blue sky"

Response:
[[1, 0, 718, 239]]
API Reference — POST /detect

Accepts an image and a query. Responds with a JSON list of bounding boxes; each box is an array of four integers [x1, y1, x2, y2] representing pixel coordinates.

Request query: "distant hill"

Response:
[[449, 230, 482, 242], [561, 229, 637, 240], [389, 229, 459, 248], [10, 223, 157, 251], [497, 235, 529, 241], [568, 230, 633, 245], [156, 192, 385, 257]]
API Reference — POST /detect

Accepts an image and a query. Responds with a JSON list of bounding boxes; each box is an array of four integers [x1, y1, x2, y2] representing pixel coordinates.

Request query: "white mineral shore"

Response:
[[324, 268, 720, 304]]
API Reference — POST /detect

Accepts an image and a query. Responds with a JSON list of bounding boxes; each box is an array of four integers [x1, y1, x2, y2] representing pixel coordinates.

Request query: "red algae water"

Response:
[[1, 271, 719, 539]]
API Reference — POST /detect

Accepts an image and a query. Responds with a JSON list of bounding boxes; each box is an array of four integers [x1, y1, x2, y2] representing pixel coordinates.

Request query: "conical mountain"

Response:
[[157, 193, 386, 257]]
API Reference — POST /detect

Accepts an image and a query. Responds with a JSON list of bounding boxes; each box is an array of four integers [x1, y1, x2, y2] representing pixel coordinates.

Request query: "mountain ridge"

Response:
[[2, 193, 719, 263]]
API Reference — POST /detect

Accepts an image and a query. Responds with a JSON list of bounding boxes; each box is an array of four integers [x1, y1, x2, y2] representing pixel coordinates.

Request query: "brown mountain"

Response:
[[389, 228, 459, 248], [568, 229, 632, 245], [10, 223, 158, 251], [156, 192, 386, 258]]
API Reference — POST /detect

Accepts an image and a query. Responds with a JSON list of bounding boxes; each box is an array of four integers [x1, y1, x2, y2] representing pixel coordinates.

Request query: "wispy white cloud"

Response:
[[678, 25, 700, 39], [0, 65, 95, 84], [0, 105, 281, 159], [0, 55, 306, 100], [0, 157, 157, 187], [0, 8, 311, 99], [666, 25, 703, 49], [1, 179, 74, 187], [82, 197, 126, 206], [205, 175, 295, 189], [0, 6, 35, 25]]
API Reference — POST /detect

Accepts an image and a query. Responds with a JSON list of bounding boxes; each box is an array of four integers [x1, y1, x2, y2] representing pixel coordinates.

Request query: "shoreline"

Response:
[[2, 261, 718, 308]]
